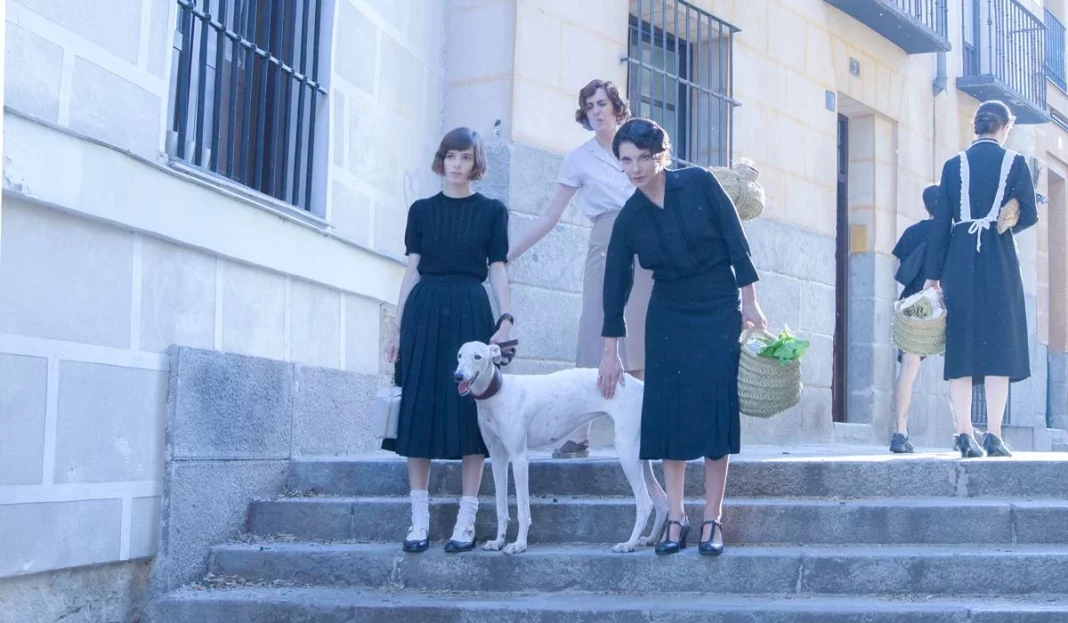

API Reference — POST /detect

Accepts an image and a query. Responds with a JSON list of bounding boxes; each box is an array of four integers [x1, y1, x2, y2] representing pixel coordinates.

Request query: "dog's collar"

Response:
[[471, 366, 503, 400]]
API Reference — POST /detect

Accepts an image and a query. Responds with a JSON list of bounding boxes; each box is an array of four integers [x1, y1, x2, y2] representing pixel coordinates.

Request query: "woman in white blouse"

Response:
[[508, 79, 654, 459]]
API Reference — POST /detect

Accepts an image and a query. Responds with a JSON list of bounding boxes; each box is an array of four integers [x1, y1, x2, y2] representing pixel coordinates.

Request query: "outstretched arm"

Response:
[[507, 184, 578, 262]]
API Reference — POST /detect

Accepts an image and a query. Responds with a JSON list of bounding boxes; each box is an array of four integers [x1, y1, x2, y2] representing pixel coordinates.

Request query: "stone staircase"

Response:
[[155, 451, 1068, 622]]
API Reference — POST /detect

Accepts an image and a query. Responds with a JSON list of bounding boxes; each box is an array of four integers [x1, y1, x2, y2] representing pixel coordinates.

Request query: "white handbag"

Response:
[[371, 385, 401, 440]]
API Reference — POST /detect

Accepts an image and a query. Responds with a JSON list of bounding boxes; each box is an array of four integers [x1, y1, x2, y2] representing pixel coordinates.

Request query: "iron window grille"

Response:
[[971, 384, 1011, 426], [625, 0, 740, 169], [1045, 8, 1066, 92], [896, 0, 950, 40], [961, 0, 1048, 114], [169, 0, 327, 211]]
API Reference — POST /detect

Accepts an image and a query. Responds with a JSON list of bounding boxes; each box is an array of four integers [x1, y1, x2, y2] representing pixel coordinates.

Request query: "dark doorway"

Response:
[[833, 114, 850, 423]]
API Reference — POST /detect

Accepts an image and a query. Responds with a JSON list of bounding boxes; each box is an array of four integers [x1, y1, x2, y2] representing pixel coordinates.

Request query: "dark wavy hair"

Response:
[[575, 79, 629, 131], [973, 101, 1014, 135], [921, 184, 940, 217], [611, 118, 671, 166]]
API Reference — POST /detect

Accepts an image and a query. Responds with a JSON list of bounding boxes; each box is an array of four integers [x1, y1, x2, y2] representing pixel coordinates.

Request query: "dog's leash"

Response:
[[495, 339, 519, 367]]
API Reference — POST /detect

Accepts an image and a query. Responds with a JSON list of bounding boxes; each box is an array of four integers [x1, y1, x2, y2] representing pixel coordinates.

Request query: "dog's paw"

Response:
[[612, 542, 637, 553], [502, 541, 527, 555], [482, 538, 505, 551]]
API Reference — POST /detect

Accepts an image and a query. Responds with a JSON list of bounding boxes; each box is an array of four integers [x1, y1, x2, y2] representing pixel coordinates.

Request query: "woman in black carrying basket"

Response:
[[923, 101, 1038, 458], [384, 127, 514, 553], [597, 119, 768, 557]]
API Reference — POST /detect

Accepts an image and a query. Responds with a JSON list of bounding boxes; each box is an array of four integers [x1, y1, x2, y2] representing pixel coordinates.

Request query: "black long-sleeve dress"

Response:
[[602, 167, 759, 461], [383, 192, 509, 459], [924, 138, 1038, 384]]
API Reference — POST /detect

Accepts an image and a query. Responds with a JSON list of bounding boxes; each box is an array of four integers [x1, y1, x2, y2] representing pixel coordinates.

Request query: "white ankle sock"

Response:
[[408, 490, 429, 539], [449, 495, 478, 541]]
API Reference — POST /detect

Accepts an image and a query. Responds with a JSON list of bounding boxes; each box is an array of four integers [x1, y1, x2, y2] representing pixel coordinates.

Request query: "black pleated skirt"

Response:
[[383, 274, 493, 459], [639, 266, 742, 461]]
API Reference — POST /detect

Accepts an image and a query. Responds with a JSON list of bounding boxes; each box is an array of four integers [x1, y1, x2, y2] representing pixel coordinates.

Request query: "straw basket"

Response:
[[738, 329, 803, 419], [891, 289, 947, 356], [710, 160, 765, 221]]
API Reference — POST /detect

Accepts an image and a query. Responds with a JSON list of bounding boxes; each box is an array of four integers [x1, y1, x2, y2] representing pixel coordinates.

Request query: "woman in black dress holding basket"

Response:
[[598, 119, 767, 556], [384, 127, 514, 553], [923, 101, 1038, 458]]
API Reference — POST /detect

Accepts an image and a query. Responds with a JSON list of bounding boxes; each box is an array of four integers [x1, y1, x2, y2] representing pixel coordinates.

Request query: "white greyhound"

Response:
[[453, 341, 668, 554]]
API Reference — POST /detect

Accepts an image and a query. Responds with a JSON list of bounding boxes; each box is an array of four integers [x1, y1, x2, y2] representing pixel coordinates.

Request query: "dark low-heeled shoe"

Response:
[[982, 432, 1013, 457], [889, 432, 914, 454], [444, 526, 476, 553], [955, 433, 986, 458], [443, 539, 475, 553], [654, 516, 690, 555], [699, 520, 725, 557], [402, 529, 429, 553]]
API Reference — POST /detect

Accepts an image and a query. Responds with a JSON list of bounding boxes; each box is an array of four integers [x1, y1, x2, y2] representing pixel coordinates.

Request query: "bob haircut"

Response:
[[612, 118, 672, 167], [431, 127, 487, 181], [575, 79, 630, 131], [921, 184, 941, 217]]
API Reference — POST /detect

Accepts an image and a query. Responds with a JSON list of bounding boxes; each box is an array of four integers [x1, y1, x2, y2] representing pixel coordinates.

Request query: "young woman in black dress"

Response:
[[598, 119, 767, 556], [924, 101, 1038, 458], [384, 127, 514, 553]]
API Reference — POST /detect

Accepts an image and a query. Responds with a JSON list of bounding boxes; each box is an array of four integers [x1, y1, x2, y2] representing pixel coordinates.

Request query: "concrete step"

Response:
[[154, 587, 1068, 623], [208, 542, 1068, 597], [289, 455, 1068, 499], [247, 496, 1068, 546]]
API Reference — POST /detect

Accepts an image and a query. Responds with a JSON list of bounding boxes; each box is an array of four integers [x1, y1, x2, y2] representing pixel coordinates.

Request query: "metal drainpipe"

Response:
[[932, 51, 948, 181]]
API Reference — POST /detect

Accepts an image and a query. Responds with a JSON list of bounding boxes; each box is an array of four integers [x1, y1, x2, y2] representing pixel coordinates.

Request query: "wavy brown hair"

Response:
[[574, 79, 630, 131]]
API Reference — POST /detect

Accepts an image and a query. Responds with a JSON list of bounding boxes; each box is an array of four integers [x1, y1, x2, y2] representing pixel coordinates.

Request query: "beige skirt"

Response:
[[575, 210, 654, 370]]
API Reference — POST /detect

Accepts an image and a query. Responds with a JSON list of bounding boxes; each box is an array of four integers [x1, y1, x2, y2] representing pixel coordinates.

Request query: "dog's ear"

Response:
[[488, 343, 502, 364]]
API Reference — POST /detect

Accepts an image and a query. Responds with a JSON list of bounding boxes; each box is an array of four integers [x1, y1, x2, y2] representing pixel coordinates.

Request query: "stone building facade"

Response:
[[1, 0, 1066, 619]]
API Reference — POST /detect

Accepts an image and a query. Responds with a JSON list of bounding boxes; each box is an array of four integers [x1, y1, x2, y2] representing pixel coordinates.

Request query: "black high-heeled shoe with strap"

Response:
[[699, 519, 724, 556], [654, 516, 690, 555]]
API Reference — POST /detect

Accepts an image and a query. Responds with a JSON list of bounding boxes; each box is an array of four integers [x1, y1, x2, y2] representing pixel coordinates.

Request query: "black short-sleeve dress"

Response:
[[602, 168, 759, 461], [383, 192, 509, 459], [892, 219, 934, 362]]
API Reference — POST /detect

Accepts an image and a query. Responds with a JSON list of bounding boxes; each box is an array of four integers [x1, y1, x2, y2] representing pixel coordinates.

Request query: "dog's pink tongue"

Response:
[[457, 380, 471, 395]]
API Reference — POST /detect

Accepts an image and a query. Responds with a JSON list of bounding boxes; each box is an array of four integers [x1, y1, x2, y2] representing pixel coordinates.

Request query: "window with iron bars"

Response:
[[625, 0, 740, 169], [168, 0, 327, 212], [971, 384, 1012, 427]]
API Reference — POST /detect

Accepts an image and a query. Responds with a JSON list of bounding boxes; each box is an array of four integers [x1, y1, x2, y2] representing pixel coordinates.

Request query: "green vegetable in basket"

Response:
[[755, 326, 810, 366], [902, 298, 933, 319]]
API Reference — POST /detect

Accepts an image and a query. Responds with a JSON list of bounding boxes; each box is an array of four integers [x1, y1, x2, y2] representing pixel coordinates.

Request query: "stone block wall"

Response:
[[154, 346, 383, 596]]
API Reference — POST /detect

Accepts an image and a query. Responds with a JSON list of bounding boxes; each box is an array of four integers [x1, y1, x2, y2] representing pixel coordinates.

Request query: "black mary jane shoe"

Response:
[[699, 520, 725, 557], [654, 516, 690, 556], [402, 531, 429, 554], [443, 526, 476, 553], [443, 539, 475, 553]]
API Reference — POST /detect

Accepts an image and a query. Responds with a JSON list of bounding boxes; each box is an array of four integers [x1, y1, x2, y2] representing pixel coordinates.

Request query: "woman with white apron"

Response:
[[924, 101, 1038, 458], [508, 79, 654, 459]]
